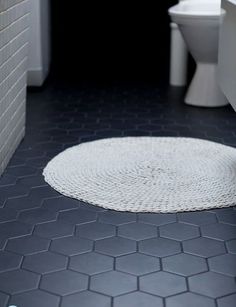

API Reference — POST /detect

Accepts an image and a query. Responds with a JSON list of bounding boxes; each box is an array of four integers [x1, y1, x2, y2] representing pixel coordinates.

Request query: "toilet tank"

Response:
[[218, 0, 236, 111]]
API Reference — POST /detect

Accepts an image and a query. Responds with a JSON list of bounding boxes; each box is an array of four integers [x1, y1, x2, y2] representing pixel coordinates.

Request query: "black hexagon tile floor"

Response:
[[50, 236, 93, 256], [69, 252, 114, 275], [0, 80, 236, 307], [76, 221, 116, 240], [90, 271, 137, 296], [118, 222, 158, 240], [10, 290, 60, 307], [61, 291, 111, 307], [114, 291, 163, 307], [40, 270, 88, 295], [22, 251, 68, 274], [116, 252, 160, 275], [0, 251, 22, 272], [140, 271, 187, 297], [162, 253, 208, 276]]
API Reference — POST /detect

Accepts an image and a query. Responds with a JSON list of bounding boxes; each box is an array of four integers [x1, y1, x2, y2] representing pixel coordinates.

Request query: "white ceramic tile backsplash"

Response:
[[0, 0, 29, 176]]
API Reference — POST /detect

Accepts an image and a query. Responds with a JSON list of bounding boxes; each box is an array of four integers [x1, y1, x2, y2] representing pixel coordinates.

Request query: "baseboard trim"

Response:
[[27, 68, 49, 86]]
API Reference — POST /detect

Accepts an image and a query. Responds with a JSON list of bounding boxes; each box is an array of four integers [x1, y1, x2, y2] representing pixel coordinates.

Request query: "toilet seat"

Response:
[[169, 1, 224, 22]]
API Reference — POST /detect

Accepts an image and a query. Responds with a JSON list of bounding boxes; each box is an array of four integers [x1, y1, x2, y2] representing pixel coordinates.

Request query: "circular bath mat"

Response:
[[43, 137, 236, 213]]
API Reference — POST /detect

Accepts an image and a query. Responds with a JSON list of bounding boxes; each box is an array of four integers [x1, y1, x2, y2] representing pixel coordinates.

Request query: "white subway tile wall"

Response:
[[0, 0, 29, 176]]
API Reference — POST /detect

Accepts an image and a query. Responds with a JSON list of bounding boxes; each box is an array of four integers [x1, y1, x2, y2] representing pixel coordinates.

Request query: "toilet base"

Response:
[[185, 63, 229, 107]]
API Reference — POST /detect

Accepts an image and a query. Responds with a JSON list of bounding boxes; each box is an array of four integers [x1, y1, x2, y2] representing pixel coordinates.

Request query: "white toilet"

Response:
[[169, 0, 228, 107]]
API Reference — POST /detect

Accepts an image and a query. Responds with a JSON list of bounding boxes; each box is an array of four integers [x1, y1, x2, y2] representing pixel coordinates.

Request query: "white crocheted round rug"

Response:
[[43, 137, 236, 213]]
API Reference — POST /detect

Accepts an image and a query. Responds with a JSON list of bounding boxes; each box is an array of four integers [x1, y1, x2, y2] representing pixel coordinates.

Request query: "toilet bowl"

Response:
[[169, 0, 228, 107]]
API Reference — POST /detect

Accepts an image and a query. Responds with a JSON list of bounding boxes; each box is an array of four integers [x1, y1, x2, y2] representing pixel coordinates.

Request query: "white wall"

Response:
[[218, 0, 236, 111], [27, 0, 50, 86], [0, 0, 29, 175]]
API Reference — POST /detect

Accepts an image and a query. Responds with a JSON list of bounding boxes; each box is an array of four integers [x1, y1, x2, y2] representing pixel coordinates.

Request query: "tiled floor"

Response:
[[0, 79, 236, 307]]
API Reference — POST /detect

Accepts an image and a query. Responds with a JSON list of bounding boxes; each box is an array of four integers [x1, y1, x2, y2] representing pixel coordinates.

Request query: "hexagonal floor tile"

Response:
[[216, 209, 236, 225], [114, 291, 163, 307], [4, 195, 41, 211], [0, 236, 6, 250], [177, 211, 216, 225], [0, 251, 22, 272], [95, 237, 136, 256], [33, 141, 62, 152], [138, 213, 176, 226], [10, 289, 60, 307], [61, 291, 111, 307], [189, 272, 236, 298], [217, 293, 236, 307], [0, 183, 29, 202], [78, 201, 107, 212], [69, 252, 113, 275], [76, 221, 116, 240], [0, 292, 9, 307], [166, 292, 215, 307], [19, 208, 57, 225], [208, 254, 236, 277], [27, 157, 50, 168], [0, 221, 33, 238], [42, 197, 79, 212], [118, 222, 157, 240], [16, 148, 44, 159], [162, 253, 207, 276], [160, 223, 200, 241], [28, 186, 60, 200], [40, 270, 88, 295], [0, 174, 17, 186], [6, 235, 50, 255], [18, 174, 47, 188], [183, 237, 226, 257], [58, 208, 96, 225], [201, 223, 236, 241], [0, 208, 18, 223], [22, 251, 67, 274], [226, 239, 236, 254], [98, 211, 136, 225], [50, 236, 93, 256], [90, 271, 137, 296], [34, 220, 74, 239], [0, 269, 40, 294], [139, 237, 181, 257], [116, 253, 160, 276], [6, 165, 37, 177], [140, 271, 187, 297]]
